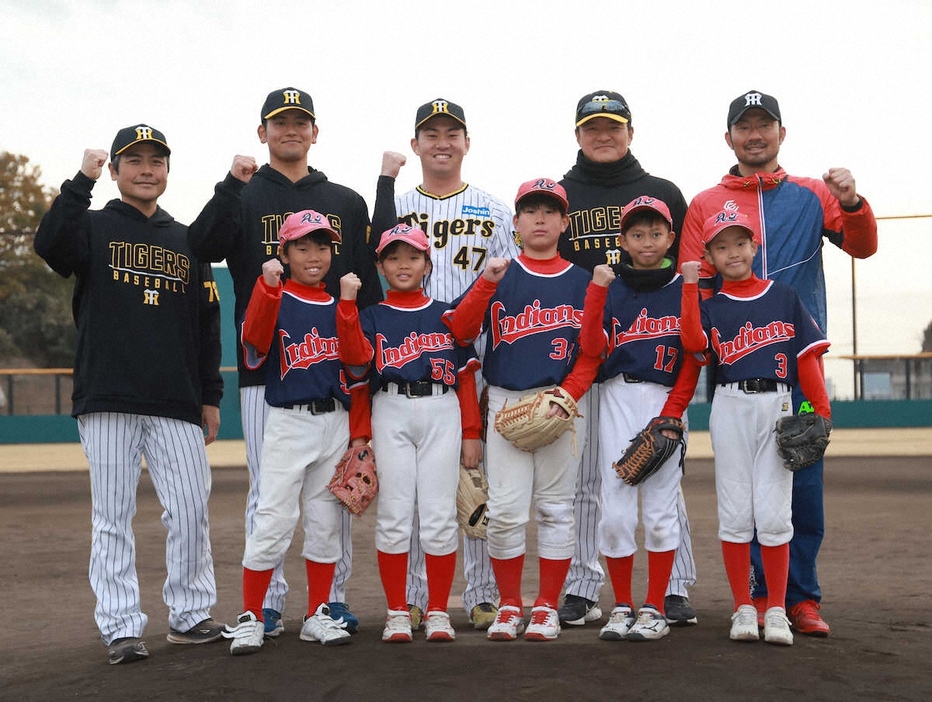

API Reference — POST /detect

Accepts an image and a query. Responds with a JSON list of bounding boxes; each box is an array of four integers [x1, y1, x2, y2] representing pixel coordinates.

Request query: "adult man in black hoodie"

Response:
[[188, 88, 382, 637], [35, 125, 224, 664], [557, 92, 699, 629]]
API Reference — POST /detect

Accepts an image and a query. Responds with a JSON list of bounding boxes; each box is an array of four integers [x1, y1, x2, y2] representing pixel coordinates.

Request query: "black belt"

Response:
[[622, 373, 644, 384], [726, 379, 779, 394], [381, 381, 449, 398], [281, 398, 337, 414]]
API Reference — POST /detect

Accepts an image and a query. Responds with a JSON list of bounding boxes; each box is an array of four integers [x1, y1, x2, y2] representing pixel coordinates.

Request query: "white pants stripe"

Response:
[[80, 412, 216, 644]]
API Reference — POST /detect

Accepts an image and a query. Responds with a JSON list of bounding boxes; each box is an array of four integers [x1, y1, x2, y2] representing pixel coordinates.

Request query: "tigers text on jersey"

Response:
[[242, 278, 353, 410], [701, 280, 829, 386], [395, 184, 519, 303], [360, 296, 479, 391], [480, 257, 591, 391], [600, 275, 685, 386]]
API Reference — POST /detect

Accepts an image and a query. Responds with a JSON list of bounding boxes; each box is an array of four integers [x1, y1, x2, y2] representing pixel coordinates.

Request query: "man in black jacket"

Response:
[[35, 125, 224, 664], [557, 92, 699, 629]]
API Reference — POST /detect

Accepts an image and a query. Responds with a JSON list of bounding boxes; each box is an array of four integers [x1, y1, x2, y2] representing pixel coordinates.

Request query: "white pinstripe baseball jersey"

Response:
[[396, 184, 520, 303]]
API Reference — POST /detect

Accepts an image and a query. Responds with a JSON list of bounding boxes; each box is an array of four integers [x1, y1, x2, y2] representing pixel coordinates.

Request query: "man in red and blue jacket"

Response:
[[679, 90, 877, 637]]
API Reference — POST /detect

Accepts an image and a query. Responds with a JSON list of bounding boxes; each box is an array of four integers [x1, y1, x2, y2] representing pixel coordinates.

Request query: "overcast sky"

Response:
[[2, 0, 930, 398]]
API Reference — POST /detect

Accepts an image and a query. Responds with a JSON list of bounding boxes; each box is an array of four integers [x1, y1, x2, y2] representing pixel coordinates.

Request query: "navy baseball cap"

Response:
[[262, 87, 315, 121], [727, 90, 781, 127], [415, 99, 467, 130], [575, 91, 631, 127], [110, 124, 170, 161]]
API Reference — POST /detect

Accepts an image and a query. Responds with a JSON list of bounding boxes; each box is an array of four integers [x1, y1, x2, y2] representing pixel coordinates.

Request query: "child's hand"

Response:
[[340, 272, 362, 300], [592, 264, 616, 288], [461, 438, 482, 470], [230, 155, 259, 183], [262, 258, 284, 287], [481, 258, 510, 282], [680, 261, 702, 284]]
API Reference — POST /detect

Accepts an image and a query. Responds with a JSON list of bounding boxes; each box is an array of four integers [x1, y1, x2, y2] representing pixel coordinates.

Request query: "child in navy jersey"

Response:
[[336, 224, 481, 644], [680, 210, 832, 647], [578, 196, 701, 643], [445, 178, 600, 642], [222, 210, 368, 655]]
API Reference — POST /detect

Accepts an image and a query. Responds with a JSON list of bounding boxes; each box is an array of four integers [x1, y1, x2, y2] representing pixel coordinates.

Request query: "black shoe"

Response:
[[166, 618, 225, 644], [108, 637, 149, 665], [664, 595, 698, 626], [558, 594, 603, 626]]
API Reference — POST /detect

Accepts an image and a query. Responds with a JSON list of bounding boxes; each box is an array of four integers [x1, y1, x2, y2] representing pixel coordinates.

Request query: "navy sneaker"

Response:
[[328, 602, 359, 634], [558, 594, 602, 626], [262, 608, 284, 638], [664, 595, 698, 626]]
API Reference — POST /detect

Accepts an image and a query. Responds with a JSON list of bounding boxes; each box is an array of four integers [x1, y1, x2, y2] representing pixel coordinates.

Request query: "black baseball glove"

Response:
[[774, 414, 833, 471], [613, 416, 686, 486]]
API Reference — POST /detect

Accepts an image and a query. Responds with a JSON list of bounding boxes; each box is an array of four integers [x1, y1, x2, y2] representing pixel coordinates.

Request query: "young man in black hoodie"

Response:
[[188, 88, 383, 636], [35, 125, 225, 664], [557, 91, 699, 629]]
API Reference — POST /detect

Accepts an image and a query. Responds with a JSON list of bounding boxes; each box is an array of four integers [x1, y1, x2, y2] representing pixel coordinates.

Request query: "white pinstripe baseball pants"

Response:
[[79, 412, 216, 644]]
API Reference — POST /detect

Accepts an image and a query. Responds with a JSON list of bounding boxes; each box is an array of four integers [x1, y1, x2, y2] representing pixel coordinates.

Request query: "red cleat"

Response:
[[789, 600, 830, 637]]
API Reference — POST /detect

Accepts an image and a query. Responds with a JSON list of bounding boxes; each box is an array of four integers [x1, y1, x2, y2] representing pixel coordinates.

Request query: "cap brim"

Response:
[[114, 139, 171, 157], [729, 107, 780, 126], [263, 106, 316, 120], [415, 114, 467, 130], [576, 113, 629, 128]]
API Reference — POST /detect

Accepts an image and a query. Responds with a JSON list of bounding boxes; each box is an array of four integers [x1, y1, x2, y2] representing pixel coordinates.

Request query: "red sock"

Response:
[[721, 540, 753, 609], [645, 549, 676, 611], [305, 559, 336, 617], [426, 551, 457, 613], [490, 555, 525, 609], [535, 557, 571, 609], [605, 555, 634, 606], [377, 550, 408, 612], [243, 567, 274, 619], [760, 543, 790, 611]]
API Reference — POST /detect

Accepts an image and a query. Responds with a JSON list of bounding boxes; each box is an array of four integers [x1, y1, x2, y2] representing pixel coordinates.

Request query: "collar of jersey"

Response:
[[719, 274, 770, 298], [517, 252, 572, 276], [724, 165, 787, 191], [283, 279, 332, 302], [383, 289, 431, 309]]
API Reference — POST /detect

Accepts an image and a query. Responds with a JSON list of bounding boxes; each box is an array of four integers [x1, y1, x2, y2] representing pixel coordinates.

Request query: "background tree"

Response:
[[0, 152, 74, 367]]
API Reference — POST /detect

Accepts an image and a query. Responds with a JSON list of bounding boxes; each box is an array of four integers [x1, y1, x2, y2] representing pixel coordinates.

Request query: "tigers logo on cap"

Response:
[[262, 87, 316, 121], [110, 124, 171, 161], [414, 98, 467, 130]]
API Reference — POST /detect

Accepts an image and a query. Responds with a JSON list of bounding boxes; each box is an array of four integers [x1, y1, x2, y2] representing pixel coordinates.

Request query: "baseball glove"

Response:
[[613, 416, 686, 486], [457, 461, 489, 539], [774, 414, 833, 471], [328, 445, 379, 515], [493, 386, 580, 453]]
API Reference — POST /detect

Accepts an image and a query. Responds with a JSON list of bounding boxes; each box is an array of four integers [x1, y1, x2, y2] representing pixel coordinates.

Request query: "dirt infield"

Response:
[[2, 455, 930, 702]]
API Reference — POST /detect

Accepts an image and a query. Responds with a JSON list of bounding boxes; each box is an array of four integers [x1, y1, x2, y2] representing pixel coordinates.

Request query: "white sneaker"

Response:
[[524, 606, 560, 641], [222, 611, 265, 656], [599, 605, 636, 641], [382, 609, 413, 643], [424, 611, 456, 642], [626, 605, 670, 641], [763, 607, 794, 646], [487, 605, 525, 641], [730, 604, 761, 642], [300, 604, 351, 646]]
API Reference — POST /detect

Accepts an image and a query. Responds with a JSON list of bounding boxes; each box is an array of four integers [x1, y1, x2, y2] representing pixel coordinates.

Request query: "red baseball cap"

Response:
[[620, 195, 674, 232], [376, 223, 431, 257], [278, 210, 340, 245], [514, 178, 569, 210], [701, 210, 756, 246]]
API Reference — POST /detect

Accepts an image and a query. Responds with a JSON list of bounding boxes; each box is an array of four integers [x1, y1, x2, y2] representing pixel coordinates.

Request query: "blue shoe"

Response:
[[327, 602, 359, 634], [262, 608, 284, 638]]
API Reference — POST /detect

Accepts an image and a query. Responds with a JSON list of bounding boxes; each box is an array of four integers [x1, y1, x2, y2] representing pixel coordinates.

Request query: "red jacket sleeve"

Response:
[[444, 276, 498, 344], [660, 353, 702, 419], [336, 299, 374, 370], [456, 370, 482, 440], [680, 282, 708, 354], [836, 197, 878, 259], [580, 281, 609, 358], [242, 276, 283, 356], [797, 350, 831, 418], [348, 383, 372, 443]]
